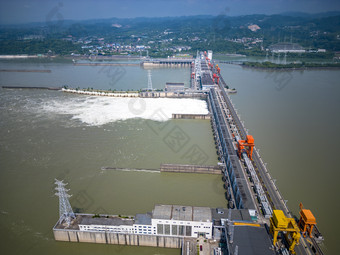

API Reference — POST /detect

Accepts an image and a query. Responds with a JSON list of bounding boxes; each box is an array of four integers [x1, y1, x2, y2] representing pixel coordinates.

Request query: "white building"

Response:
[[78, 216, 135, 234], [77, 205, 213, 239], [151, 205, 213, 239], [133, 214, 155, 235]]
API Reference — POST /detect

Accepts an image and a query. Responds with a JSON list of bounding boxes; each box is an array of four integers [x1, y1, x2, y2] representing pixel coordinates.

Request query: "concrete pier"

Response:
[[172, 113, 210, 120], [160, 164, 221, 174]]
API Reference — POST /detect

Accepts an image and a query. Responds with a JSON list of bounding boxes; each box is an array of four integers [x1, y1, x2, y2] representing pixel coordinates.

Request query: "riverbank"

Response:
[[242, 61, 340, 70], [0, 54, 142, 60]]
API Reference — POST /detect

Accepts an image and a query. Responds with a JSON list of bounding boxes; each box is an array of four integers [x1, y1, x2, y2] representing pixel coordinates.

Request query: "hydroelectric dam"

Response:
[[53, 51, 324, 255]]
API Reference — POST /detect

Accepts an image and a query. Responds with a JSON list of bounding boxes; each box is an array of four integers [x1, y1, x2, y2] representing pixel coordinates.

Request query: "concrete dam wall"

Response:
[[53, 229, 182, 248]]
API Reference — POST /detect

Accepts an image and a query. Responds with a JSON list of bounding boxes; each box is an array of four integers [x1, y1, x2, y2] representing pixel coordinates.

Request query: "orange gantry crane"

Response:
[[237, 135, 255, 160], [212, 73, 220, 84], [298, 203, 317, 238]]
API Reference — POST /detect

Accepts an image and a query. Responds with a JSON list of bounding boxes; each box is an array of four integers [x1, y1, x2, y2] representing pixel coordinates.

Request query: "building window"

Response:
[[172, 225, 178, 236], [164, 224, 170, 235], [179, 225, 184, 236], [186, 226, 192, 236], [157, 224, 164, 235]]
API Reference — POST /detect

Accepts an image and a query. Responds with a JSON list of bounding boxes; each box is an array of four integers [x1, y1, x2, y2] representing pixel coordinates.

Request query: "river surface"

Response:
[[0, 59, 339, 254]]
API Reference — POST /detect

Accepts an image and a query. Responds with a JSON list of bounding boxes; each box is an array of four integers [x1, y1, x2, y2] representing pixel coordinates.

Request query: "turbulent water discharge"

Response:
[[34, 95, 208, 126]]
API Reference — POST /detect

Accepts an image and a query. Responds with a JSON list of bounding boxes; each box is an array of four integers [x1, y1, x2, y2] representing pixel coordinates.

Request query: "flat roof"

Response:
[[79, 215, 134, 226], [229, 225, 275, 255], [193, 207, 213, 222], [172, 205, 193, 221], [152, 205, 212, 222], [135, 213, 152, 225], [211, 208, 251, 223], [153, 205, 173, 220]]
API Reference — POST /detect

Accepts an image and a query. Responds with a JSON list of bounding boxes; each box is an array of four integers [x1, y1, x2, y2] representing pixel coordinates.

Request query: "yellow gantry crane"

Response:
[[269, 210, 301, 254]]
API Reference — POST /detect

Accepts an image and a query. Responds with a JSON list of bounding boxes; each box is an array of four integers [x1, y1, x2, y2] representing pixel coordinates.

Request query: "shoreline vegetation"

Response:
[[242, 61, 340, 70]]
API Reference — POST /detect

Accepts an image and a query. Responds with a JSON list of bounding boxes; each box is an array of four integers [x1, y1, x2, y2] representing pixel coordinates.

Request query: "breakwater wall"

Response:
[[0, 69, 51, 73], [160, 164, 221, 174], [62, 88, 139, 97], [74, 63, 139, 66], [2, 86, 61, 90], [53, 228, 182, 249], [172, 113, 210, 120]]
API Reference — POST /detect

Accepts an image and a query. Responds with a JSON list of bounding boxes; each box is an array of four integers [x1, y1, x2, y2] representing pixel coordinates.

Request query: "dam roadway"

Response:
[[218, 75, 288, 214], [215, 71, 312, 255]]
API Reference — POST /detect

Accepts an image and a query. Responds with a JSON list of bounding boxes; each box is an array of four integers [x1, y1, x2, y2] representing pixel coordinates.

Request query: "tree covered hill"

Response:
[[0, 13, 339, 55]]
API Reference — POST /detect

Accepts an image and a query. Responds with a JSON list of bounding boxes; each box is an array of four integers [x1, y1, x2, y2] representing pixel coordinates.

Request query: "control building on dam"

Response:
[[53, 51, 324, 255], [54, 180, 274, 254]]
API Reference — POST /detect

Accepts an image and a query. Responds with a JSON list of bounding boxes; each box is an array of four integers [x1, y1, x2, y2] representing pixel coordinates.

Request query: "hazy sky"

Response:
[[1, 0, 340, 24]]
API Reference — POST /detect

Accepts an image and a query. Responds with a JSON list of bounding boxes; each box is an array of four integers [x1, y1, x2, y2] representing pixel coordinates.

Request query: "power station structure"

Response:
[[53, 50, 324, 255], [53, 181, 275, 255]]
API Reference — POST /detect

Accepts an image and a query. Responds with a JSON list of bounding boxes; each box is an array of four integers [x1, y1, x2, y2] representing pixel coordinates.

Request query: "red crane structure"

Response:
[[212, 73, 220, 84], [237, 135, 255, 160]]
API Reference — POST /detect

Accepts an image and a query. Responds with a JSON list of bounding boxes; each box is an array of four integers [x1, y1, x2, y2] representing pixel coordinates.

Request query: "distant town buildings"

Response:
[[268, 43, 305, 53]]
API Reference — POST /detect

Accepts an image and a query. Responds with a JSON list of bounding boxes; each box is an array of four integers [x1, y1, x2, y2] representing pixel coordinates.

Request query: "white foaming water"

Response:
[[38, 96, 208, 126]]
